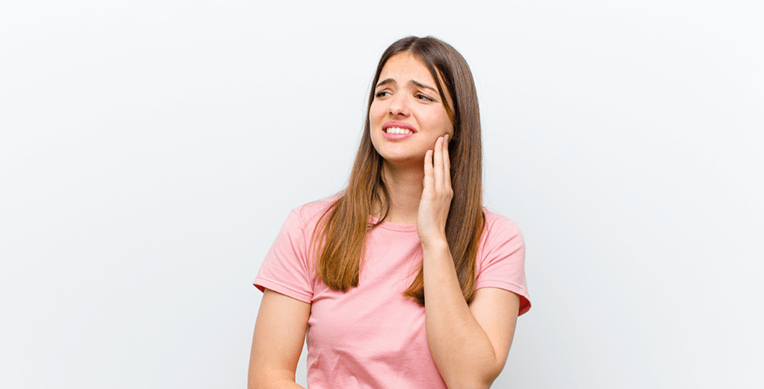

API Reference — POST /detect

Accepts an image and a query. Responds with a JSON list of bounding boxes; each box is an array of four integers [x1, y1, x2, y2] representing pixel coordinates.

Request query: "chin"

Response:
[[379, 152, 427, 168]]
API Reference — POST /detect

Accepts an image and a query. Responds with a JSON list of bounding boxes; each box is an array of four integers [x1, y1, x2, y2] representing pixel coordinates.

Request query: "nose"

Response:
[[387, 93, 409, 117]]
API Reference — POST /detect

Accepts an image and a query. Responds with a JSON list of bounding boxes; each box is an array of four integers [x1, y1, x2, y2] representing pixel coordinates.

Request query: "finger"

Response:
[[423, 149, 434, 190], [433, 137, 444, 189], [443, 135, 452, 189]]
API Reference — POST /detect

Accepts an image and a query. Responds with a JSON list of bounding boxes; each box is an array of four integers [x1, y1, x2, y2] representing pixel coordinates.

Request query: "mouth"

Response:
[[385, 127, 414, 135], [382, 121, 417, 135]]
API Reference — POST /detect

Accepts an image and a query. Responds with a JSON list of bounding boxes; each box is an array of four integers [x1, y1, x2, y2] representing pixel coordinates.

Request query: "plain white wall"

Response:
[[1, 1, 762, 388]]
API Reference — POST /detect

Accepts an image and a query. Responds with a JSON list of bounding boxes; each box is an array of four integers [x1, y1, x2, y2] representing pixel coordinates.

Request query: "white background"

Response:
[[1, 1, 762, 388]]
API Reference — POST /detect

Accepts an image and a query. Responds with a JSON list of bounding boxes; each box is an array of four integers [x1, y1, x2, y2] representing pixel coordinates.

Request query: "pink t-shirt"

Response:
[[254, 198, 530, 389]]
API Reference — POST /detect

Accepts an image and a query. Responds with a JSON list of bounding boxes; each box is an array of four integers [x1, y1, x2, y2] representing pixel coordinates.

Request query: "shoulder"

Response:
[[481, 208, 523, 244], [476, 207, 531, 315], [287, 195, 341, 228], [475, 207, 526, 274]]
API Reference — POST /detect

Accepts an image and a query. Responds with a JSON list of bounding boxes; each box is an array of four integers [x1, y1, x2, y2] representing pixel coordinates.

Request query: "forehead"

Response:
[[378, 53, 436, 85]]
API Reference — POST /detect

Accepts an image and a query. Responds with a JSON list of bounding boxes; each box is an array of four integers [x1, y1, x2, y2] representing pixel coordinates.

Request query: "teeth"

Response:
[[385, 127, 413, 134]]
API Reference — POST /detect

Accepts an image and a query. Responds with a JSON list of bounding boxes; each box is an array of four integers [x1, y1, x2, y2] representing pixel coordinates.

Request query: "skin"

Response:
[[248, 289, 309, 389], [418, 138, 520, 389], [248, 53, 521, 389], [370, 53, 455, 171], [369, 53, 454, 224]]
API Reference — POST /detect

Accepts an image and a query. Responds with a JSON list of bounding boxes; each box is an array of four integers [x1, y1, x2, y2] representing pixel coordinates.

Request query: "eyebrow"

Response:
[[375, 78, 438, 93]]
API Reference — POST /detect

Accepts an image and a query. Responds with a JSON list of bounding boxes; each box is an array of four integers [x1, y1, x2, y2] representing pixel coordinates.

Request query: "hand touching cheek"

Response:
[[417, 135, 453, 248]]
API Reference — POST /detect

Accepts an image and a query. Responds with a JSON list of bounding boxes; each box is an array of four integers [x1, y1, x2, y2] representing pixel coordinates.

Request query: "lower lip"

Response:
[[382, 131, 415, 141]]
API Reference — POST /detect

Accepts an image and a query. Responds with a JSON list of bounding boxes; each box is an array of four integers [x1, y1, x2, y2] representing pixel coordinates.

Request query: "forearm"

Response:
[[248, 373, 306, 389], [422, 240, 501, 389]]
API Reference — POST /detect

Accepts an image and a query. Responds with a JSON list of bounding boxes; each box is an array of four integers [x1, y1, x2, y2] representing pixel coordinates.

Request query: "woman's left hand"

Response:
[[417, 135, 453, 247]]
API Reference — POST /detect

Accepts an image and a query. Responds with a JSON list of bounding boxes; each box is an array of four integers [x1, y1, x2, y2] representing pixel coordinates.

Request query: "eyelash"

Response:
[[416, 93, 435, 102], [374, 90, 435, 102]]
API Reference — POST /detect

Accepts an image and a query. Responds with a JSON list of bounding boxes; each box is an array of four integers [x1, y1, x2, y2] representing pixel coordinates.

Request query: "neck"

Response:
[[378, 161, 424, 225]]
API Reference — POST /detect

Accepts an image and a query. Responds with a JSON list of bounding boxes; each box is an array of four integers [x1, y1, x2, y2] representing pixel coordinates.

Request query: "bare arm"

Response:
[[423, 242, 519, 389], [418, 136, 520, 388], [248, 289, 311, 389]]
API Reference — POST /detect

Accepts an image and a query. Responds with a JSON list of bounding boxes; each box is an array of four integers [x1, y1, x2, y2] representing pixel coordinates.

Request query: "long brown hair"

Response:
[[312, 36, 484, 306]]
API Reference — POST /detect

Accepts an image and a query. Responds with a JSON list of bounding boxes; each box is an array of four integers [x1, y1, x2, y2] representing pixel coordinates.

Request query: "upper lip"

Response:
[[382, 121, 417, 133]]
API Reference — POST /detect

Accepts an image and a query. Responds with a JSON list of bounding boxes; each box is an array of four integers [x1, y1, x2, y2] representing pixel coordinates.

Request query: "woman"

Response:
[[248, 36, 530, 389]]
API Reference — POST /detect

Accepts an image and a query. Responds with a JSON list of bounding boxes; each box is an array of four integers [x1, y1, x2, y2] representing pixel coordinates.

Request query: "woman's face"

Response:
[[369, 53, 454, 167]]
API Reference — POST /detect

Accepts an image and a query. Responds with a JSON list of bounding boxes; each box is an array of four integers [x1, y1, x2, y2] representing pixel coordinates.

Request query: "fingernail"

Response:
[[445, 134, 449, 143]]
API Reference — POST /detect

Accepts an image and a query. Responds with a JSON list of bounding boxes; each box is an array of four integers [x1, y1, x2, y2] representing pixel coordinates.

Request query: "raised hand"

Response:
[[417, 135, 453, 247]]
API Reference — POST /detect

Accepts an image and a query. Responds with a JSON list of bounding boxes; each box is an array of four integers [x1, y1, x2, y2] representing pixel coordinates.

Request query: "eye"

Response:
[[416, 93, 435, 102], [375, 90, 390, 98]]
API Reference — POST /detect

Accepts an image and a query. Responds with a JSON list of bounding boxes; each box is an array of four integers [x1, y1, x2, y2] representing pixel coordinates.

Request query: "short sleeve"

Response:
[[475, 213, 531, 316], [253, 209, 314, 303]]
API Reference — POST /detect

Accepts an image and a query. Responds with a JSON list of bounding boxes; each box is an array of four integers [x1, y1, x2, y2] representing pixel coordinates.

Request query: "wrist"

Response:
[[420, 235, 449, 252]]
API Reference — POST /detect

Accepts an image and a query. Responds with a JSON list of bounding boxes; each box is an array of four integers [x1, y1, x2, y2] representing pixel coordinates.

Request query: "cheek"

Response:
[[441, 109, 455, 135], [425, 110, 454, 135], [369, 101, 386, 125], [442, 117, 455, 136], [368, 103, 383, 149]]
